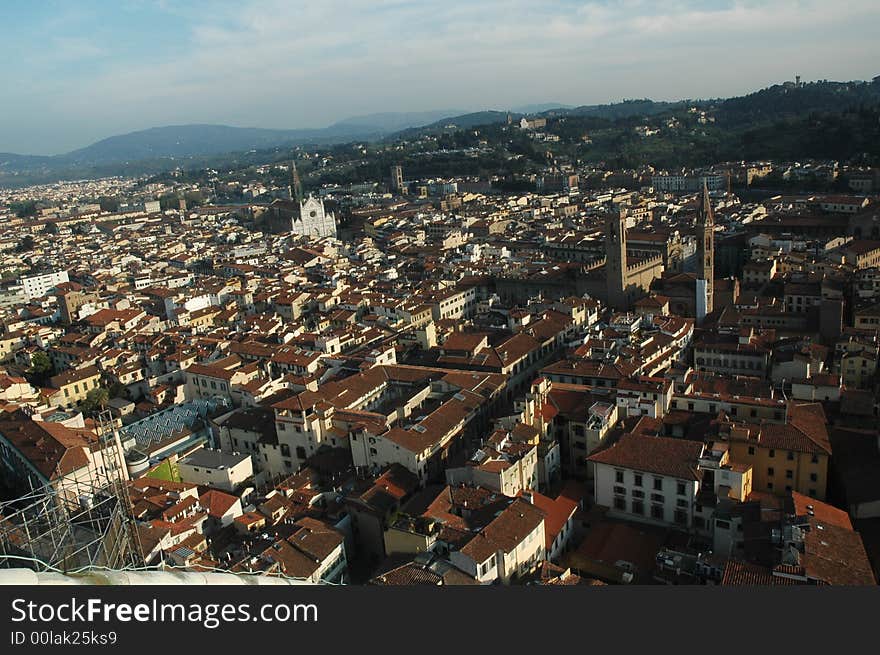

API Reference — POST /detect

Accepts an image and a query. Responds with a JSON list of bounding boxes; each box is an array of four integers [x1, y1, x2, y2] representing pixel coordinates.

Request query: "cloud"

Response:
[[2, 0, 880, 153]]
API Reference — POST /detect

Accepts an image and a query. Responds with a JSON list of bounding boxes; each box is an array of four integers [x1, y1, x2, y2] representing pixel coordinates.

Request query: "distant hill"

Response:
[[329, 110, 467, 133], [60, 124, 341, 165], [560, 98, 686, 120], [716, 78, 880, 125], [394, 111, 514, 138], [512, 103, 573, 114], [0, 111, 473, 175], [2, 76, 879, 187]]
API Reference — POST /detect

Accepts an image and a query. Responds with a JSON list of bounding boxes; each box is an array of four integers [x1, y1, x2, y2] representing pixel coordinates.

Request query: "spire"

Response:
[[290, 160, 303, 204], [699, 179, 714, 226], [696, 180, 715, 321]]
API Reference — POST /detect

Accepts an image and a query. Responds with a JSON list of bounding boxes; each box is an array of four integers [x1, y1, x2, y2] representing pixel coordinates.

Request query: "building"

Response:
[[445, 427, 539, 496], [19, 270, 70, 301], [447, 497, 546, 584], [177, 447, 254, 493], [0, 411, 127, 499], [292, 196, 337, 239], [652, 174, 726, 193], [587, 432, 705, 529], [722, 402, 831, 500], [696, 182, 715, 321], [45, 365, 102, 409], [391, 165, 404, 193], [605, 209, 628, 310]]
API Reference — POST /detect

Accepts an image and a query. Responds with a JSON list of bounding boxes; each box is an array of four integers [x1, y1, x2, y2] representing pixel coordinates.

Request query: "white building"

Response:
[[177, 447, 253, 492], [449, 498, 546, 584], [587, 433, 705, 530], [19, 270, 69, 301], [652, 174, 726, 193], [293, 196, 337, 238]]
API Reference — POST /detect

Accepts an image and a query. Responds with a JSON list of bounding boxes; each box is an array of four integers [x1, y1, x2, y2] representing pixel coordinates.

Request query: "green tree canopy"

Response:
[[81, 387, 110, 416], [27, 351, 53, 385]]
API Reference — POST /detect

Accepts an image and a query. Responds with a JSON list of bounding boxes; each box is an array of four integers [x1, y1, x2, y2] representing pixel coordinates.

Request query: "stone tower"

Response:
[[605, 207, 628, 310], [697, 181, 715, 318], [391, 165, 404, 193]]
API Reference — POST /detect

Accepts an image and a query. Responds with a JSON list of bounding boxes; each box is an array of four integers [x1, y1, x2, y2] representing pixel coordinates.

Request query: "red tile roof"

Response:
[[587, 433, 704, 480]]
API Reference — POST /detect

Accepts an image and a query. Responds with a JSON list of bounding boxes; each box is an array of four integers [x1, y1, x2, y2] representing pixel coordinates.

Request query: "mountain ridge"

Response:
[[2, 76, 878, 187]]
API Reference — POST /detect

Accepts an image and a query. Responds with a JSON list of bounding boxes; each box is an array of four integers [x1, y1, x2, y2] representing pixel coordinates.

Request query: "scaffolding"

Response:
[[0, 410, 143, 573]]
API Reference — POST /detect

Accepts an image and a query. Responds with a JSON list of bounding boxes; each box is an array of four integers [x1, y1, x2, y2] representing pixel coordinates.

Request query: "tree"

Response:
[[28, 351, 53, 384], [12, 201, 37, 218], [99, 196, 120, 213], [15, 235, 35, 252], [108, 381, 127, 400], [81, 387, 110, 416]]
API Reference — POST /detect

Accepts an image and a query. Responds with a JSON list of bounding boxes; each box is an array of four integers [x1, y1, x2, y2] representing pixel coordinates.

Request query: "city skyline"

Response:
[[3, 0, 880, 155]]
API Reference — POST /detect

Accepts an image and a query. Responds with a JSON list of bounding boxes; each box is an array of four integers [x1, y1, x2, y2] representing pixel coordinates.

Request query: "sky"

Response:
[[2, 0, 879, 155]]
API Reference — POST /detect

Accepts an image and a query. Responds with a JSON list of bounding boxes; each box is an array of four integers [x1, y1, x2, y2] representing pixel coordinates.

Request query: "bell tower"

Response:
[[697, 181, 715, 317], [605, 207, 628, 310]]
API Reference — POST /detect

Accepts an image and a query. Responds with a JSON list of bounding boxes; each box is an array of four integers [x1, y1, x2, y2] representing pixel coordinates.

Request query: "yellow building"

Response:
[[840, 350, 878, 390], [724, 402, 830, 500], [46, 365, 102, 408]]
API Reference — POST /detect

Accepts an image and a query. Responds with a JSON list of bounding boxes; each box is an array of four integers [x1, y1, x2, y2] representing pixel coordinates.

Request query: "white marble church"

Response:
[[292, 195, 337, 239]]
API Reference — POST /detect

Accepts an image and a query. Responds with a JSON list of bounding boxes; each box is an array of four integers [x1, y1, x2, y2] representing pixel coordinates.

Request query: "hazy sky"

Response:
[[2, 0, 879, 155]]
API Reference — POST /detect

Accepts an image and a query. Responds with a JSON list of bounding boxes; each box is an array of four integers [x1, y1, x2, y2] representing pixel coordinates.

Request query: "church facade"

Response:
[[292, 196, 337, 239]]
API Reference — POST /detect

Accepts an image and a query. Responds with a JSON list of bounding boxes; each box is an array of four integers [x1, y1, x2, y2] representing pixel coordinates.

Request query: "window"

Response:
[[676, 499, 689, 508], [811, 455, 819, 464], [786, 451, 795, 461], [747, 446, 755, 455], [634, 474, 643, 487], [631, 500, 644, 515], [613, 496, 626, 511], [632, 490, 644, 499], [613, 485, 626, 495], [651, 505, 664, 520], [653, 477, 663, 491], [676, 482, 686, 496], [785, 470, 793, 479], [810, 473, 818, 482], [651, 493, 664, 503], [768, 467, 775, 476], [674, 510, 688, 526], [769, 449, 775, 458], [767, 482, 774, 490], [716, 520, 730, 530], [615, 470, 624, 484]]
